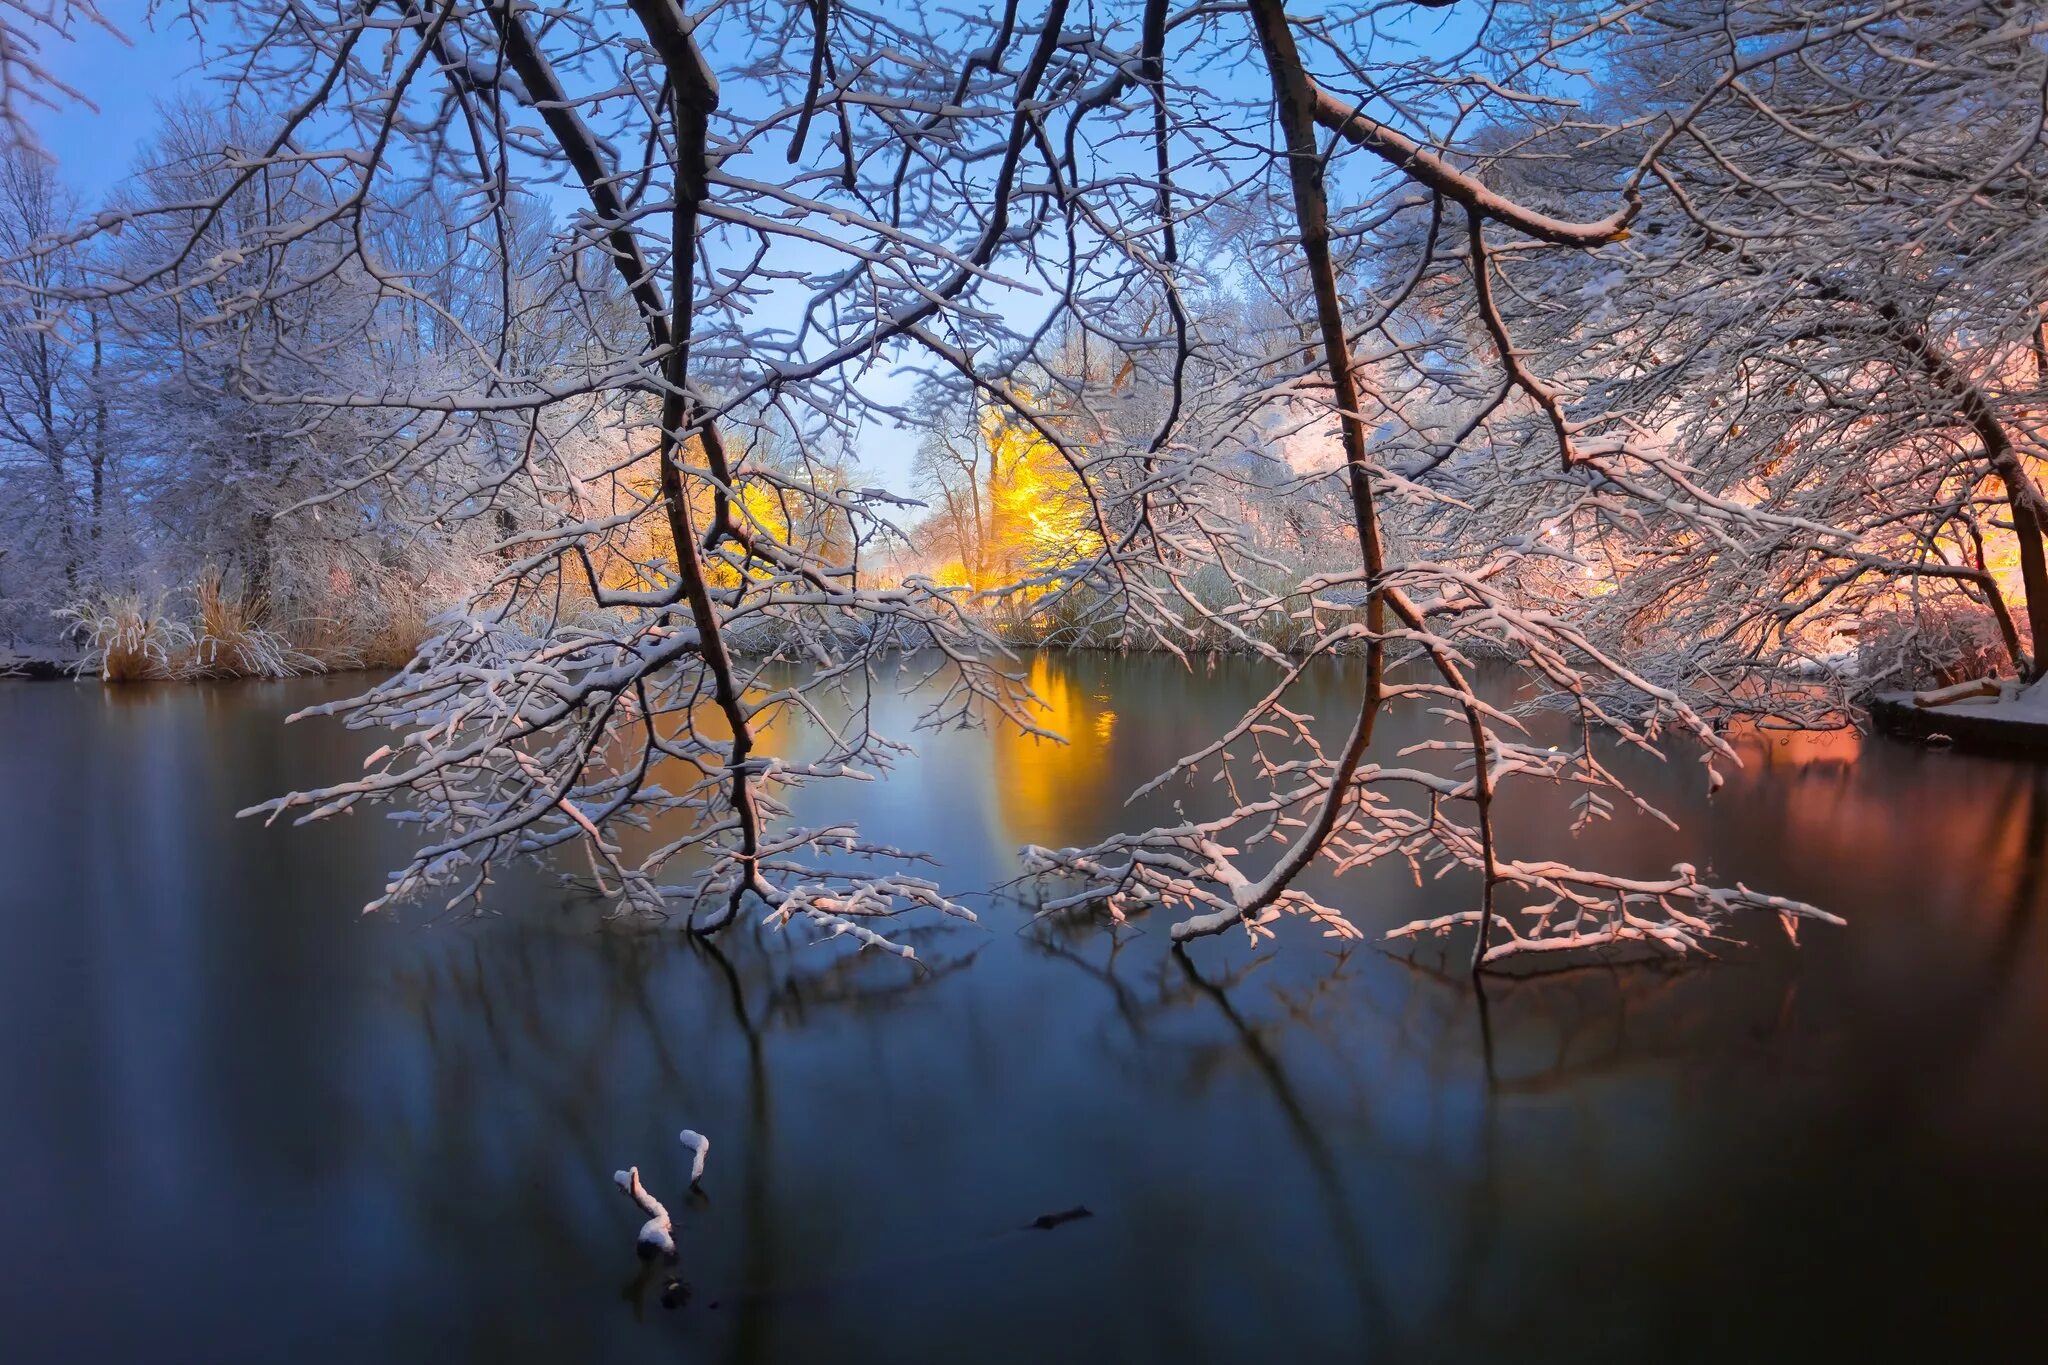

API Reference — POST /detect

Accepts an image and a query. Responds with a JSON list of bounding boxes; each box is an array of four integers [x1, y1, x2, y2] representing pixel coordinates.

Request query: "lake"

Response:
[[3, 654, 2046, 1361]]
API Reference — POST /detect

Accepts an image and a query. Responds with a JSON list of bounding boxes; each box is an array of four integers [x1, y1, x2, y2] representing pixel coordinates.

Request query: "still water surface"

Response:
[[4, 655, 2048, 1362]]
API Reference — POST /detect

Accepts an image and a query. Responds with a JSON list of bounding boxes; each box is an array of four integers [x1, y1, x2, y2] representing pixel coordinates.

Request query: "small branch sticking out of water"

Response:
[[614, 1166, 676, 1261], [679, 1129, 710, 1187], [1027, 1205, 1093, 1231]]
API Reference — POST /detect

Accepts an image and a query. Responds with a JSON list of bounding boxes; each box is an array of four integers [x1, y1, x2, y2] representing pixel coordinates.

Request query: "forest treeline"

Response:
[[3, 10, 2045, 709]]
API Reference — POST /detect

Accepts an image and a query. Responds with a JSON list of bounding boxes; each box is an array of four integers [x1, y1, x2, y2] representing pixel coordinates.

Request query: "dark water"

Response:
[[4, 655, 2047, 1362]]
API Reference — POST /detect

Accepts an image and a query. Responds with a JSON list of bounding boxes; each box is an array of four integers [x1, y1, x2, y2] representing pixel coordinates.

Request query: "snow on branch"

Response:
[[0, 2, 119, 151]]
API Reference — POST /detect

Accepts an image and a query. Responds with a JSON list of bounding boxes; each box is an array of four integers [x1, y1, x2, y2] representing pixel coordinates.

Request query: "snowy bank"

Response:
[[1870, 678, 2048, 755]]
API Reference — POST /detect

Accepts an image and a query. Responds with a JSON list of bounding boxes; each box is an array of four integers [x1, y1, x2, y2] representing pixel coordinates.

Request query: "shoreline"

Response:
[[1, 653, 397, 685], [23, 648, 2046, 767], [1869, 689, 2048, 755], [0, 652, 77, 681]]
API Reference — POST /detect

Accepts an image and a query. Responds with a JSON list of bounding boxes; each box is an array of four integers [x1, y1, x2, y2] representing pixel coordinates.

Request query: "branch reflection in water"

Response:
[[4, 662, 2048, 1360]]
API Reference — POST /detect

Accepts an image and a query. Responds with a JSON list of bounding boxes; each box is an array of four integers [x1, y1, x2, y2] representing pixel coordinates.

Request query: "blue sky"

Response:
[[29, 5, 207, 196]]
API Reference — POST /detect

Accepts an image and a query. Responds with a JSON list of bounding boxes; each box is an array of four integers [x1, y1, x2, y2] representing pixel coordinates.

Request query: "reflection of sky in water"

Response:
[[2, 664, 2047, 1361]]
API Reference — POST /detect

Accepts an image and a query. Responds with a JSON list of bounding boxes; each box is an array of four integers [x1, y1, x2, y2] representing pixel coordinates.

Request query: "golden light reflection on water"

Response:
[[1718, 720, 2048, 929], [988, 654, 1115, 844], [1726, 723, 1864, 772]]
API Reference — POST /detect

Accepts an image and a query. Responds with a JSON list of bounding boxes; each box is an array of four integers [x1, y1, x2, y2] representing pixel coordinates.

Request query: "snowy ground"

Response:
[[0, 648, 79, 680], [1871, 679, 2048, 753]]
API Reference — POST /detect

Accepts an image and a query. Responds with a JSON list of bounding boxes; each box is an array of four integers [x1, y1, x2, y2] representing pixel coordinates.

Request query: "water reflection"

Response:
[[988, 655, 1118, 842], [3, 661, 2048, 1361]]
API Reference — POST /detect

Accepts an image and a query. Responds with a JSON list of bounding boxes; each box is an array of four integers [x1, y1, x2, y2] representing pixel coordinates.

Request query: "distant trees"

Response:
[[0, 101, 505, 667], [0, 148, 96, 632], [912, 397, 1093, 601]]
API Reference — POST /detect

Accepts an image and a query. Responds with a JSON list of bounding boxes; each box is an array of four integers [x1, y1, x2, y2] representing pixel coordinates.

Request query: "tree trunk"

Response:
[[1171, 0, 1393, 940], [1989, 453, 2048, 680], [1874, 308, 2048, 680], [89, 313, 106, 547]]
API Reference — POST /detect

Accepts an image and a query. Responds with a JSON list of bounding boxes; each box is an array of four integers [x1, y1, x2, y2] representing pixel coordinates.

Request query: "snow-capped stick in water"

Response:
[[678, 1130, 709, 1186], [613, 1166, 675, 1262]]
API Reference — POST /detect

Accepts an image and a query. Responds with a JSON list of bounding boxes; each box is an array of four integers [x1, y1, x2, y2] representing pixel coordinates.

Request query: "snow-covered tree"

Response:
[[1460, 1, 2048, 716], [7, 0, 1867, 969], [0, 146, 100, 637]]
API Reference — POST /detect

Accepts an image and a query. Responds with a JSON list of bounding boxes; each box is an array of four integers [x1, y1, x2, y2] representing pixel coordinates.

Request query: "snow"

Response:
[[613, 1167, 675, 1262], [678, 1129, 709, 1186]]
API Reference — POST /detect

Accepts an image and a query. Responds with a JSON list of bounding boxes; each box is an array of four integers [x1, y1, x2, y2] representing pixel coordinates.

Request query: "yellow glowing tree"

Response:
[[581, 424, 842, 601], [977, 401, 1094, 596]]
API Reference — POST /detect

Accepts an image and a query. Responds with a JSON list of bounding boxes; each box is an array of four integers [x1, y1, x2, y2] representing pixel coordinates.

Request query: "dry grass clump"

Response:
[[353, 617, 424, 669], [283, 586, 432, 671], [1856, 601, 2011, 694], [183, 571, 318, 679], [64, 573, 316, 681], [62, 594, 193, 682], [283, 613, 360, 671], [63, 569, 439, 683]]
